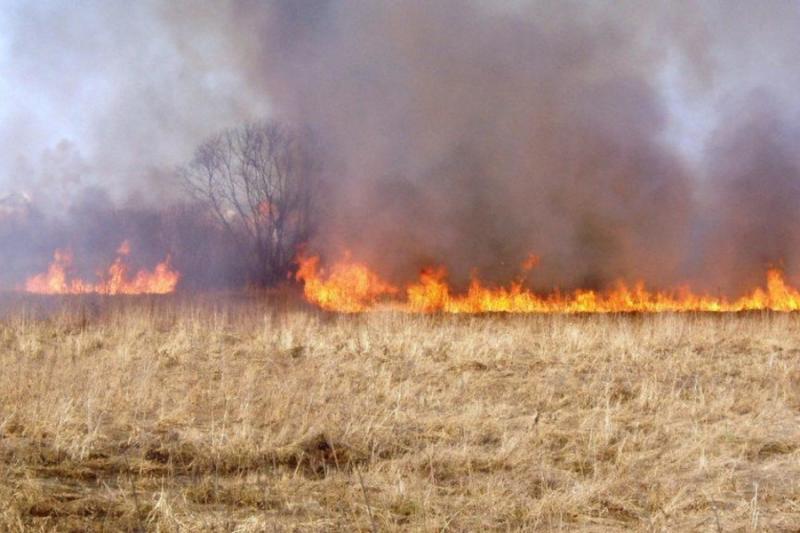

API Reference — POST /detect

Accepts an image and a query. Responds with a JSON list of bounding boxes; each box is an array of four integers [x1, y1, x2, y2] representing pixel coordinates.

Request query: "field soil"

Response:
[[1, 299, 800, 531]]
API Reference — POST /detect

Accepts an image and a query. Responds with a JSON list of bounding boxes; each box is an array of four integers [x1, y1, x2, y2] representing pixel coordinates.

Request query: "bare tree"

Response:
[[181, 120, 316, 286]]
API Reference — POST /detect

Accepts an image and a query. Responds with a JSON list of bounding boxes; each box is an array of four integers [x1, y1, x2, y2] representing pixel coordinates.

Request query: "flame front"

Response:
[[297, 254, 800, 313], [295, 252, 397, 312], [25, 241, 180, 295]]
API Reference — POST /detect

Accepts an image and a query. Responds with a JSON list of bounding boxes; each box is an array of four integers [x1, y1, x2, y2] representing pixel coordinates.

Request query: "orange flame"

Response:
[[295, 252, 397, 312], [296, 253, 800, 313], [25, 241, 180, 295]]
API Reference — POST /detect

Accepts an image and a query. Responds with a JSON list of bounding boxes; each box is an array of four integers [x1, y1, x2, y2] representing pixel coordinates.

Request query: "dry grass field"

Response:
[[2, 298, 800, 531]]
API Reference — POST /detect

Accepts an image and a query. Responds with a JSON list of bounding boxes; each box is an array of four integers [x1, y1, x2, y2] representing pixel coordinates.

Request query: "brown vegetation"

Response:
[[2, 300, 800, 531]]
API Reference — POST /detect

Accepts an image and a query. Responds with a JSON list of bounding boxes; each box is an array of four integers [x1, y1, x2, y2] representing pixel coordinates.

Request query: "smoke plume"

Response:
[[3, 1, 800, 293]]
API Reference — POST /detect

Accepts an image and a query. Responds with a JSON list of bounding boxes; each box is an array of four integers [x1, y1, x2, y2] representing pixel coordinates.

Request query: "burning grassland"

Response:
[[23, 241, 180, 296], [1, 299, 800, 531], [25, 247, 180, 295], [296, 253, 800, 313]]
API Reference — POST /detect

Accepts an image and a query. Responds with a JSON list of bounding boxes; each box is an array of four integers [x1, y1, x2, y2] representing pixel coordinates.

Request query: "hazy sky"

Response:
[[2, 1, 800, 191], [0, 0, 720, 202], [0, 0, 270, 205]]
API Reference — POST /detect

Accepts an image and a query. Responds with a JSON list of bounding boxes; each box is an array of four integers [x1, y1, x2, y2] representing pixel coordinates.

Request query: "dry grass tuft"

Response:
[[2, 299, 800, 531]]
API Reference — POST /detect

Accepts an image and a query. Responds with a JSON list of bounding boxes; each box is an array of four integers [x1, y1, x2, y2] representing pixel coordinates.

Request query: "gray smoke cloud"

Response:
[[241, 0, 800, 291], [3, 0, 800, 293]]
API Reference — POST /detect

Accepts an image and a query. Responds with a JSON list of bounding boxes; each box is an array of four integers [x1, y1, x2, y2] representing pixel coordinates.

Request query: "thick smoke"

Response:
[[240, 0, 741, 289], [699, 97, 800, 293], [3, 1, 800, 293]]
